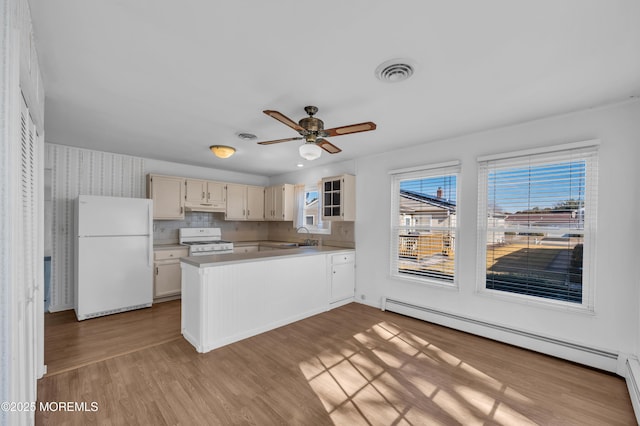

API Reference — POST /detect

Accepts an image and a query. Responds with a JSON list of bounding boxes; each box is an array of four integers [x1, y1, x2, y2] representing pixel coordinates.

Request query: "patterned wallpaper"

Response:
[[45, 144, 145, 311]]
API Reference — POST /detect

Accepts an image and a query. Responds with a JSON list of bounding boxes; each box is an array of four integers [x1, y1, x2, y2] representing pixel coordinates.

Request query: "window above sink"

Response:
[[295, 185, 331, 235]]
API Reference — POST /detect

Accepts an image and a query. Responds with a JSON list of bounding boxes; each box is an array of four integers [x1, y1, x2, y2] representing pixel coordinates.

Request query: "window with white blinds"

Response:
[[477, 143, 598, 309], [390, 162, 460, 285]]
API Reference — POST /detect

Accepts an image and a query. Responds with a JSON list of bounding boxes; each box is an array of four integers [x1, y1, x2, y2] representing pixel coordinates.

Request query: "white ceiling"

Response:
[[28, 0, 640, 177]]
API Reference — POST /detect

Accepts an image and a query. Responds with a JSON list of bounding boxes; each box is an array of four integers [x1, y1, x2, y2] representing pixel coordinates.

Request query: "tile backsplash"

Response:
[[154, 211, 354, 248], [267, 221, 355, 248], [153, 212, 269, 244]]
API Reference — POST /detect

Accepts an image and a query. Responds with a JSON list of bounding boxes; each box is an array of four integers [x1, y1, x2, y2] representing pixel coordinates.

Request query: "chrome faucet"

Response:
[[296, 226, 315, 246]]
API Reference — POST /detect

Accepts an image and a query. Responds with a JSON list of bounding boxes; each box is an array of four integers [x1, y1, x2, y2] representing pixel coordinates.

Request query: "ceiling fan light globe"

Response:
[[299, 143, 322, 161]]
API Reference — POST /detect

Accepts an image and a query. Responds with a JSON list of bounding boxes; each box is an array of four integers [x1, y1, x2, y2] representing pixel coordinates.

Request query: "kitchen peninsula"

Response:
[[180, 246, 355, 353]]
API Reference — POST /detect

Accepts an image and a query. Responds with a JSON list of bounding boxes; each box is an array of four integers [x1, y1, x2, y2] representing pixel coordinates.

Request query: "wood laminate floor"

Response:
[[43, 300, 181, 375], [38, 302, 635, 425]]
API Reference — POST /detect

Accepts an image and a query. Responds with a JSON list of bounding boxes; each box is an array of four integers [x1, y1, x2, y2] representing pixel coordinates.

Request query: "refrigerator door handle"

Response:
[[148, 203, 153, 267]]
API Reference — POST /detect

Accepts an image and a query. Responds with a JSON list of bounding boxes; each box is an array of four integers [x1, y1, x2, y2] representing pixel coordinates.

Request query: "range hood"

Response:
[[184, 203, 225, 213]]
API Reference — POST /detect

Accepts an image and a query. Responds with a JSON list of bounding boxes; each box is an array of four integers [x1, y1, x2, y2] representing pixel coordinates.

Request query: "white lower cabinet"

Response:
[[330, 252, 355, 303], [155, 262, 182, 298], [154, 247, 188, 300]]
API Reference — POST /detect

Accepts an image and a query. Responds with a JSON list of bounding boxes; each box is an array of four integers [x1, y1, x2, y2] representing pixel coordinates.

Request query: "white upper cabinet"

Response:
[[265, 184, 294, 221], [185, 179, 226, 211], [246, 185, 265, 221], [146, 174, 185, 220], [225, 184, 264, 221], [321, 174, 355, 221], [185, 179, 207, 204]]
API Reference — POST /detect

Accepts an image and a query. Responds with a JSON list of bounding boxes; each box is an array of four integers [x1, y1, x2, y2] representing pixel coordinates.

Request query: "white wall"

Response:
[[268, 159, 355, 187], [354, 100, 640, 368]]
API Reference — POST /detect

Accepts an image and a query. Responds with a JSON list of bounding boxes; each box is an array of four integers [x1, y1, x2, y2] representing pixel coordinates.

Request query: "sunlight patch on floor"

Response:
[[300, 320, 537, 425]]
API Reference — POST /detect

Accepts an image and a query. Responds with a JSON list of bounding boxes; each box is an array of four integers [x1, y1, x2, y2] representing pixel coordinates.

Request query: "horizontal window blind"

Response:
[[391, 163, 459, 284], [478, 144, 598, 307]]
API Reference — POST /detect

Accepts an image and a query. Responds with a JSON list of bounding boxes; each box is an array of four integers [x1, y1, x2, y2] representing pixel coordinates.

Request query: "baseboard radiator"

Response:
[[382, 298, 619, 373], [626, 358, 640, 424]]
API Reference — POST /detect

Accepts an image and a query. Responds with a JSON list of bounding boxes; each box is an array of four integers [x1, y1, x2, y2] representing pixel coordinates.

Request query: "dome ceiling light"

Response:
[[210, 145, 236, 159]]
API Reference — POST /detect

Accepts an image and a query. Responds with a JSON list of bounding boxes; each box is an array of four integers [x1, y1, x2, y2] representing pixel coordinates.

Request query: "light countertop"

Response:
[[233, 240, 315, 248], [153, 243, 187, 251], [181, 246, 354, 268]]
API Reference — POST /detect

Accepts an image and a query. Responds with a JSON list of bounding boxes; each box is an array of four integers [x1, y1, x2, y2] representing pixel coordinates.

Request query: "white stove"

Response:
[[179, 228, 234, 256]]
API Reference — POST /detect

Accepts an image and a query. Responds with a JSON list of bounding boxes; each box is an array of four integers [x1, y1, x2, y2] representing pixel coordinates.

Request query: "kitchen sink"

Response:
[[276, 242, 316, 248], [262, 240, 320, 249]]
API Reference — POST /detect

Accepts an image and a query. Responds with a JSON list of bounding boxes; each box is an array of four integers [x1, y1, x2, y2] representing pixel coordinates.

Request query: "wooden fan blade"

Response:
[[263, 110, 305, 132], [317, 138, 342, 154], [257, 137, 303, 145], [324, 121, 376, 137]]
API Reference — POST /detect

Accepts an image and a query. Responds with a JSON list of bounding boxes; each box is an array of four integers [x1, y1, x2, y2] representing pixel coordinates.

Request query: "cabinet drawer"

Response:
[[154, 248, 189, 260], [331, 252, 355, 265], [234, 245, 258, 254]]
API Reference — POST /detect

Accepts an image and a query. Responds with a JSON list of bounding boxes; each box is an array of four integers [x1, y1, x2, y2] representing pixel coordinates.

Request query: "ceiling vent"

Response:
[[237, 132, 257, 141], [375, 59, 415, 83]]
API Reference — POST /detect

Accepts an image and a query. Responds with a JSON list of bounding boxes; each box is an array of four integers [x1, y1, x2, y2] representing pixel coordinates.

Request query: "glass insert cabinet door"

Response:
[[321, 174, 355, 221], [323, 179, 342, 218]]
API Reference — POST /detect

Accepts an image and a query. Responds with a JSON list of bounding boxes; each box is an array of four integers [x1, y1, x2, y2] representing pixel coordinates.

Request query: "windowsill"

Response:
[[391, 273, 459, 291], [476, 287, 595, 315], [298, 228, 331, 236]]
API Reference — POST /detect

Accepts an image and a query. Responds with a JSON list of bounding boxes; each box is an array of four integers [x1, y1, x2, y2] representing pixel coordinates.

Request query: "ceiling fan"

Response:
[[257, 106, 376, 160]]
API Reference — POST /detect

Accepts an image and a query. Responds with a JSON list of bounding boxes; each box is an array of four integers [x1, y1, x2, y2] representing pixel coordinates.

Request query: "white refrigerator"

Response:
[[75, 195, 153, 320]]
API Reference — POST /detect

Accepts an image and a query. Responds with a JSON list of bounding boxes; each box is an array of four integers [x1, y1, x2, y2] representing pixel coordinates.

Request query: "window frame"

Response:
[[476, 141, 599, 312], [299, 184, 331, 235], [389, 161, 461, 288]]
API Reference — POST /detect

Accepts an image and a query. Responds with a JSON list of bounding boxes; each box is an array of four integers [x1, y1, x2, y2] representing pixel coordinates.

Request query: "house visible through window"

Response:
[[477, 143, 598, 309], [300, 187, 330, 234], [390, 162, 460, 285]]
